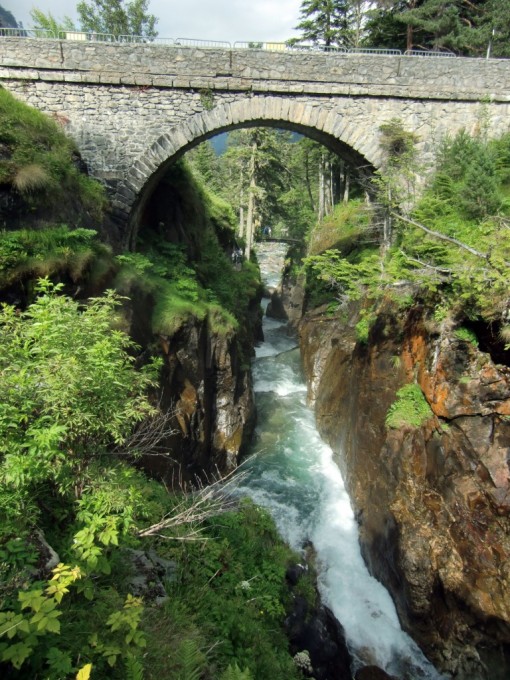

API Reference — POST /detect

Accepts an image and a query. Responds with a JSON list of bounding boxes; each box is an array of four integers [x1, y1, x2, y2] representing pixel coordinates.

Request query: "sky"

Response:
[[3, 0, 304, 44]]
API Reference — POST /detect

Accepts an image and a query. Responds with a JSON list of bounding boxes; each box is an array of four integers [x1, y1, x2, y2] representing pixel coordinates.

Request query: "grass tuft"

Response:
[[386, 383, 433, 429], [12, 164, 51, 193]]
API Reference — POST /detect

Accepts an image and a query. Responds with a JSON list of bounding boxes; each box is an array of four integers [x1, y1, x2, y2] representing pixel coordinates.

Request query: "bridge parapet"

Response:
[[1, 37, 509, 246], [0, 38, 509, 102]]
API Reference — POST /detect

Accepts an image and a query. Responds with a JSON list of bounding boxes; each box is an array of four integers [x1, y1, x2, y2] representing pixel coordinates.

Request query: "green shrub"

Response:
[[355, 316, 372, 344], [0, 225, 112, 288], [454, 326, 478, 347], [386, 383, 433, 429]]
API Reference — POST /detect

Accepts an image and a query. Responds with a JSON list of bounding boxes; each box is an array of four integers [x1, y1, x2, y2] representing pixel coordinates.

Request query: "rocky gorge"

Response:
[[271, 280, 510, 679]]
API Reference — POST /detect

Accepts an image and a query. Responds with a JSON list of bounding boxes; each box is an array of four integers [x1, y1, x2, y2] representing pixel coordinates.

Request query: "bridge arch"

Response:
[[115, 97, 382, 248]]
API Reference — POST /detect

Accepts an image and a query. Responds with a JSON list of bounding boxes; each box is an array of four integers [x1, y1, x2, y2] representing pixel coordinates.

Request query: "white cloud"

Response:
[[3, 0, 303, 43]]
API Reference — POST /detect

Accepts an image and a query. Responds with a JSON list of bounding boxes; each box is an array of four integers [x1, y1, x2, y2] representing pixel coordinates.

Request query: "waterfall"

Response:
[[232, 244, 444, 679]]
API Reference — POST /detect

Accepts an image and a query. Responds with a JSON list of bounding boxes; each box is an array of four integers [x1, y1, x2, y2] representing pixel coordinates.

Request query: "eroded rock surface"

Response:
[[299, 299, 510, 679], [156, 317, 256, 479]]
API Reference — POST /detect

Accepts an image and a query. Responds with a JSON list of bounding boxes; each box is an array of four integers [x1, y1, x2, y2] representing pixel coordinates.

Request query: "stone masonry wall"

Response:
[[1, 38, 509, 243], [1, 38, 509, 100]]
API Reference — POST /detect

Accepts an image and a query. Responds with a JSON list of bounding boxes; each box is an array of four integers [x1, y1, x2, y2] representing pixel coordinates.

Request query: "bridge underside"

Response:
[[124, 110, 377, 249]]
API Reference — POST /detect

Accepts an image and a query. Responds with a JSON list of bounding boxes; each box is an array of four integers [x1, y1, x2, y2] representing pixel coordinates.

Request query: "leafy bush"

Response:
[[0, 281, 168, 677], [305, 247, 381, 305], [355, 314, 374, 344], [386, 383, 433, 429], [0, 278, 160, 515], [454, 326, 478, 347]]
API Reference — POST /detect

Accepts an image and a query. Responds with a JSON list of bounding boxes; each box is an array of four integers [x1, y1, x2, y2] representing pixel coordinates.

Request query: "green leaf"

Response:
[[1, 641, 33, 669]]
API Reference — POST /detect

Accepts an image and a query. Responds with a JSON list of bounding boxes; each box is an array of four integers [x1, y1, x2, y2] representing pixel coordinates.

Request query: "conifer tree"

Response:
[[364, 0, 510, 55], [294, 0, 351, 47]]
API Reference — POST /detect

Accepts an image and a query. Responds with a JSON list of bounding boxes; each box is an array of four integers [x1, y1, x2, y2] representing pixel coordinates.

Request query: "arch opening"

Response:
[[131, 122, 375, 251], [112, 98, 380, 248]]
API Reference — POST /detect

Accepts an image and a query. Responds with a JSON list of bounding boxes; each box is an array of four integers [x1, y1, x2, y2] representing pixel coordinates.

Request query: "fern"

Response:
[[125, 653, 144, 680], [220, 664, 253, 680], [174, 639, 206, 680]]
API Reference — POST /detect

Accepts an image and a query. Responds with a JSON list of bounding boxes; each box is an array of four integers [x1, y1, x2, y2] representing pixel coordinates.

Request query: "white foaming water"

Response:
[[233, 296, 444, 679]]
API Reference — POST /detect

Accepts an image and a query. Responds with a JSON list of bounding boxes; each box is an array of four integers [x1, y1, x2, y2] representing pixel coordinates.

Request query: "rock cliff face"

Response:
[[299, 298, 510, 679], [267, 272, 306, 328], [159, 317, 255, 476], [124, 290, 256, 483]]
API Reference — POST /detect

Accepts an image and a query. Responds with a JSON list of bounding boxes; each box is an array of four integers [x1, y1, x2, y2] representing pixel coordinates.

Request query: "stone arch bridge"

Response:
[[1, 37, 509, 246]]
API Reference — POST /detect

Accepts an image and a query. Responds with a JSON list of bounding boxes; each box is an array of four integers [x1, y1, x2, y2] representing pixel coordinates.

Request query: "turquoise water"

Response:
[[232, 246, 443, 678]]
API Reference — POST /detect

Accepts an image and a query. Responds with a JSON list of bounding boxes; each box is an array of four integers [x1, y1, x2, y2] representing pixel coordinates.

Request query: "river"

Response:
[[233, 244, 443, 679]]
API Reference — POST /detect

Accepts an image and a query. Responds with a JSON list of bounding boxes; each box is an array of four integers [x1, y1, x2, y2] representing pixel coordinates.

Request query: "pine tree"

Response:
[[364, 1, 424, 51], [294, 0, 351, 47], [364, 0, 509, 55]]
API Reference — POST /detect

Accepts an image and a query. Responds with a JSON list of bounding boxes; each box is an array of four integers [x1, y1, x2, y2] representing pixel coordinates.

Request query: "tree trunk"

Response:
[[239, 205, 244, 238], [343, 170, 350, 203], [407, 23, 413, 51], [239, 167, 245, 237], [318, 151, 326, 222], [382, 186, 392, 257], [245, 141, 257, 260], [305, 152, 316, 212], [327, 159, 334, 215]]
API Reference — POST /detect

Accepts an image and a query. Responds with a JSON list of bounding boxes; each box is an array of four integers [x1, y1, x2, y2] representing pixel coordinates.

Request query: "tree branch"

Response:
[[137, 467, 247, 539], [399, 250, 453, 276], [391, 211, 487, 259]]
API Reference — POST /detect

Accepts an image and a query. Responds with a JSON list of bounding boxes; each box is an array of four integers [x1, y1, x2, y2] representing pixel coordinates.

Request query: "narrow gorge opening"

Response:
[[124, 126, 448, 679], [234, 242, 443, 680]]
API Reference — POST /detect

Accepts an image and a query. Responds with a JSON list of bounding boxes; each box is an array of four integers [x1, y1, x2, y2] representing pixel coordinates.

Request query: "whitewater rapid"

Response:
[[232, 245, 444, 679]]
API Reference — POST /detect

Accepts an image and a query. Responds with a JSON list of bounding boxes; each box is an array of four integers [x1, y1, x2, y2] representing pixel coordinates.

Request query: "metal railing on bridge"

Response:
[[404, 49, 456, 58], [58, 30, 116, 42], [0, 27, 55, 38], [174, 37, 231, 49], [117, 35, 174, 45], [0, 29, 495, 59]]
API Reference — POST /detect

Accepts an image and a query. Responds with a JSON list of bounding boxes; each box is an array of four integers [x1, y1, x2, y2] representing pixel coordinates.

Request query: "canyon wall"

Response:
[[299, 297, 510, 679]]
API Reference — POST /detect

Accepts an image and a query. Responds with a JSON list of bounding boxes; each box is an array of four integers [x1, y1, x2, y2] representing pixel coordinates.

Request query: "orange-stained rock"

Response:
[[299, 299, 510, 680]]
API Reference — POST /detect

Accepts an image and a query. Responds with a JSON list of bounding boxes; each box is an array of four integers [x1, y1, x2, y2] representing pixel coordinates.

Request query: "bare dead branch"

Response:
[[113, 405, 179, 460], [137, 465, 249, 539], [391, 211, 487, 259], [399, 250, 453, 276]]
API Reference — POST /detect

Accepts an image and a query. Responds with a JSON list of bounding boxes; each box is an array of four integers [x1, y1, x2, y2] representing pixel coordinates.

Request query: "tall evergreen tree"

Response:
[[364, 0, 509, 55], [364, 1, 424, 50], [294, 0, 351, 47]]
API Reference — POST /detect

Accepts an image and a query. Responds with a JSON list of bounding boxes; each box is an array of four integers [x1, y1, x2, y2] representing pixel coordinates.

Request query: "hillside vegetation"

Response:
[[0, 88, 106, 227], [306, 124, 510, 334], [0, 86, 303, 680]]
